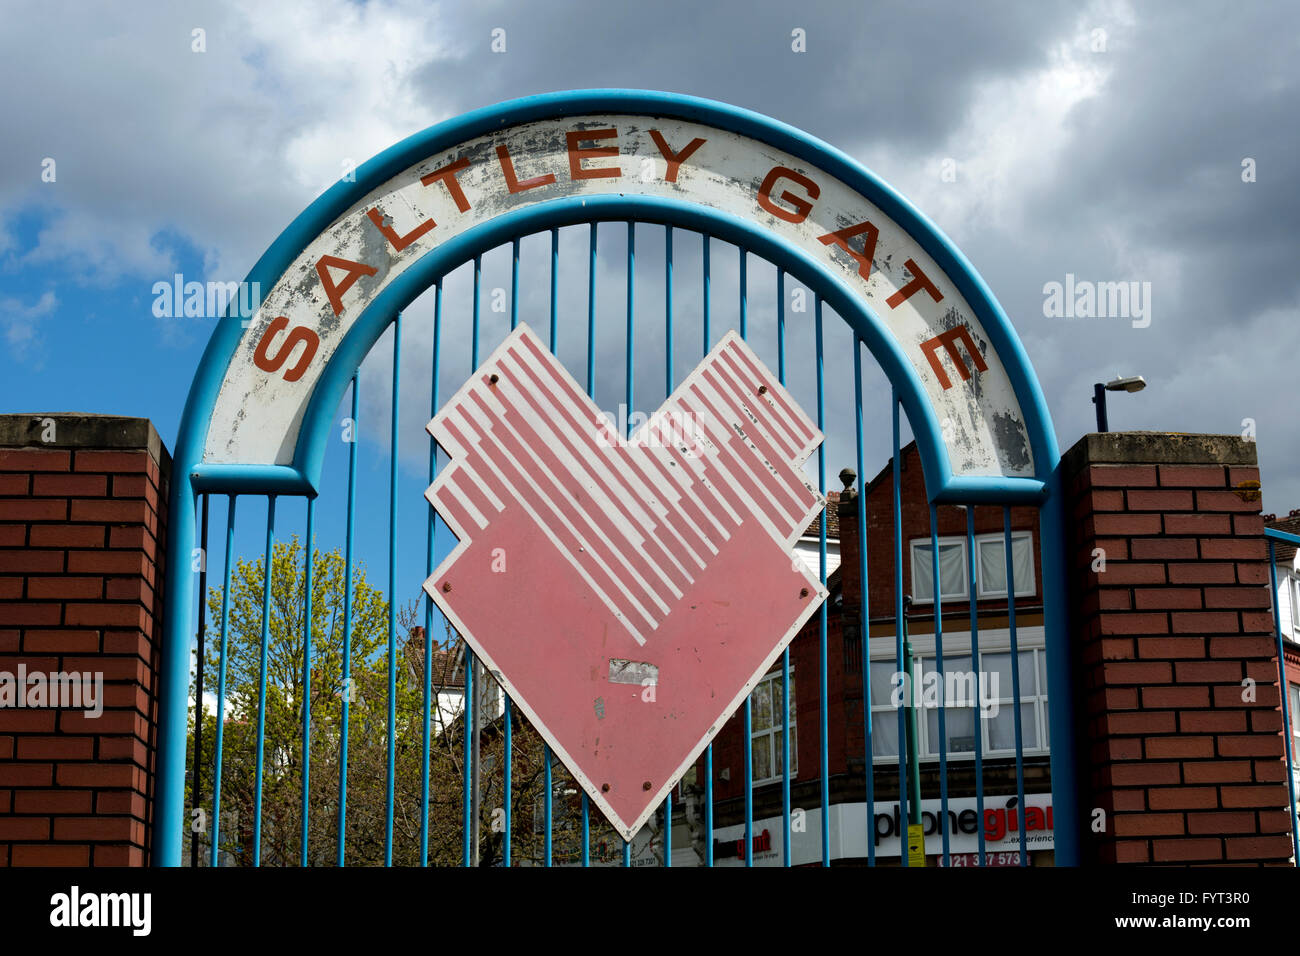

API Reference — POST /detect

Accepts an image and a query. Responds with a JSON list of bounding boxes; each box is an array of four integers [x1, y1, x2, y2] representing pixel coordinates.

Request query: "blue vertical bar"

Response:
[[550, 227, 559, 350], [967, 508, 986, 866], [461, 650, 473, 867], [384, 312, 401, 867], [544, 745, 552, 867], [744, 697, 753, 868], [210, 495, 236, 867], [626, 222, 635, 435], [583, 224, 596, 871], [738, 245, 747, 340], [705, 744, 714, 867], [702, 235, 710, 349], [892, 395, 909, 866], [587, 223, 597, 395], [503, 698, 512, 867], [337, 376, 358, 867], [664, 792, 672, 867], [778, 267, 791, 867], [300, 497, 314, 866], [665, 225, 673, 394], [623, 838, 631, 867], [1004, 507, 1028, 866], [421, 282, 442, 867], [1267, 539, 1300, 862], [510, 238, 520, 331], [463, 270, 481, 868], [854, 340, 874, 867], [814, 296, 829, 867], [929, 505, 950, 866], [252, 496, 276, 867], [580, 791, 589, 867]]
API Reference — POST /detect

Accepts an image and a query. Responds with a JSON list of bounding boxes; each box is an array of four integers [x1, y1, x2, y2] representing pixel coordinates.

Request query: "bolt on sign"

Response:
[[426, 324, 827, 838]]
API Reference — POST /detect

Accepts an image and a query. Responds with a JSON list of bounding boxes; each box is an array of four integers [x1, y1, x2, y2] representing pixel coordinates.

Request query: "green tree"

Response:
[[184, 536, 598, 865]]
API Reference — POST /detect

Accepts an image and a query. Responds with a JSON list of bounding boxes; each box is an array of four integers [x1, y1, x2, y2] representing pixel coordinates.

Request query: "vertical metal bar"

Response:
[[421, 282, 442, 867], [580, 792, 589, 867], [544, 745, 552, 867], [662, 231, 675, 856], [665, 225, 673, 394], [384, 312, 402, 866], [461, 650, 473, 867], [739, 245, 747, 340], [1005, 507, 1027, 865], [929, 505, 950, 866], [702, 235, 710, 350], [967, 507, 986, 866], [778, 268, 791, 868], [503, 698, 512, 867], [191, 494, 208, 868], [854, 339, 874, 867], [471, 662, 482, 865], [587, 223, 597, 395], [550, 227, 559, 350], [814, 296, 829, 867], [252, 496, 276, 867], [510, 238, 520, 331], [1267, 539, 1300, 862], [892, 395, 909, 866], [744, 697, 753, 868], [463, 271, 481, 868], [337, 376, 358, 867], [623, 838, 631, 867], [705, 743, 714, 867], [301, 497, 314, 866], [664, 792, 672, 867], [626, 222, 635, 436], [210, 495, 236, 868]]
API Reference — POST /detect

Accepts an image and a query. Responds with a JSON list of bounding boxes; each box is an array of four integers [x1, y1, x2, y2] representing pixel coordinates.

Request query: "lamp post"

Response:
[[1092, 375, 1146, 432]]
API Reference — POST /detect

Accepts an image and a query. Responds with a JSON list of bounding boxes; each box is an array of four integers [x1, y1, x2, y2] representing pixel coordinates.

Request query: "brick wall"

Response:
[[1064, 432, 1294, 865], [0, 415, 169, 866]]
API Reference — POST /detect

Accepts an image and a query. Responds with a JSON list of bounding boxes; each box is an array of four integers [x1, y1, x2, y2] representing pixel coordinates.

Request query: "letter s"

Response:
[[253, 316, 320, 382]]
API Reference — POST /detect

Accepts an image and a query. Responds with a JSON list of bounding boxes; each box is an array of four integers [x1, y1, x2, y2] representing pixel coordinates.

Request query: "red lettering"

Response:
[[366, 207, 434, 252], [648, 129, 706, 183], [316, 254, 378, 317], [919, 325, 988, 390], [253, 316, 319, 383], [496, 144, 556, 193], [757, 166, 819, 224], [886, 257, 943, 310], [566, 128, 621, 180], [819, 220, 880, 281], [419, 157, 472, 212]]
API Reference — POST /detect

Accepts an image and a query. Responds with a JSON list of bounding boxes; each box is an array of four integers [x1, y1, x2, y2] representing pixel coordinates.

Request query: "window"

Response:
[[1291, 577, 1300, 636], [751, 669, 796, 786], [909, 538, 968, 603], [867, 628, 1049, 762], [976, 532, 1035, 599], [1291, 684, 1300, 768]]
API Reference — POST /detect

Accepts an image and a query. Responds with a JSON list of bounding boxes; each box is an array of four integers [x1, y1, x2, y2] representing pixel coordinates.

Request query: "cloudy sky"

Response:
[[2, 0, 1297, 591]]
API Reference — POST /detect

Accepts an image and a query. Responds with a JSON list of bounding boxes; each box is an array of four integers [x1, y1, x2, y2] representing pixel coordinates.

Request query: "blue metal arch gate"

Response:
[[156, 89, 1078, 866]]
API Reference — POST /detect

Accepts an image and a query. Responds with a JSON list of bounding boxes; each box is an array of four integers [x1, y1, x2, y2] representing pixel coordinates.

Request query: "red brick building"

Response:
[[679, 441, 1050, 866]]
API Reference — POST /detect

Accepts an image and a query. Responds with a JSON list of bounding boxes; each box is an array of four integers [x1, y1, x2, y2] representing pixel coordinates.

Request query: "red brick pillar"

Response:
[[0, 415, 169, 866], [1064, 432, 1293, 865]]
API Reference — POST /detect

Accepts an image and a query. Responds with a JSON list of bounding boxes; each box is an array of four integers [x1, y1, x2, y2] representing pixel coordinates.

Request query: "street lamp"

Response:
[[1092, 375, 1146, 432]]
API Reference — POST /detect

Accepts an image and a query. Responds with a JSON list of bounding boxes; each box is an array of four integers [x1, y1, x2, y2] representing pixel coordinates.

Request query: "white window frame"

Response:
[[866, 627, 1049, 764], [908, 536, 969, 604], [1290, 683, 1300, 769], [751, 668, 796, 787], [1290, 575, 1300, 637], [974, 531, 1036, 599]]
